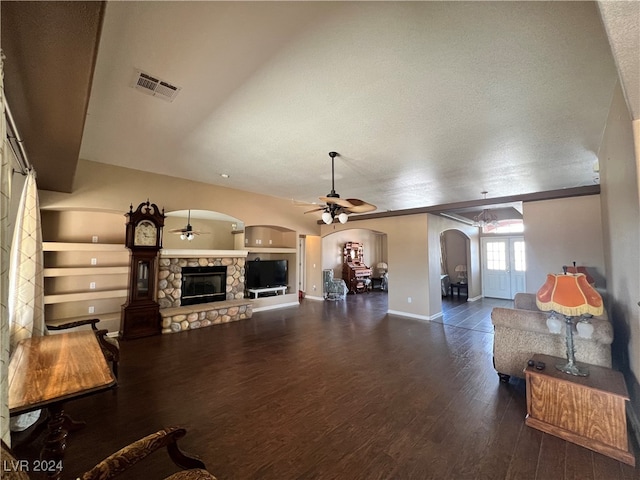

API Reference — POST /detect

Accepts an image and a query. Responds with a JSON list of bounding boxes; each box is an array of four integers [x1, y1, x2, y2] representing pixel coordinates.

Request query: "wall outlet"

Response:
[[89, 282, 96, 289], [269, 239, 272, 245], [88, 306, 95, 314], [407, 297, 412, 304], [92, 235, 98, 243], [313, 285, 316, 290], [90, 258, 97, 265]]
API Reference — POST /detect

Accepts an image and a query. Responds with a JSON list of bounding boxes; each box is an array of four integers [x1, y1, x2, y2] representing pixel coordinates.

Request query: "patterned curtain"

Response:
[[8, 169, 44, 431], [0, 50, 11, 445], [9, 169, 45, 352], [440, 232, 447, 275]]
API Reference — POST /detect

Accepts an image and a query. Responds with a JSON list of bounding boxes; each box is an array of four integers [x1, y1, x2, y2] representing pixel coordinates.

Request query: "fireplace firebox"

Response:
[[180, 266, 227, 306]]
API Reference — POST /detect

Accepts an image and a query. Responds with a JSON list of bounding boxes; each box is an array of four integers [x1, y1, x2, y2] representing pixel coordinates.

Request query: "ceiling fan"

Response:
[[305, 152, 376, 224], [168, 210, 208, 240]]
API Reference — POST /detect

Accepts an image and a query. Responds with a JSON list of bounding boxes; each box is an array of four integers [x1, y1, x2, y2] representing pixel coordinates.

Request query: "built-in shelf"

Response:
[[44, 242, 127, 252], [244, 247, 297, 254], [44, 289, 128, 305], [44, 266, 129, 277], [159, 249, 249, 258], [43, 242, 129, 334]]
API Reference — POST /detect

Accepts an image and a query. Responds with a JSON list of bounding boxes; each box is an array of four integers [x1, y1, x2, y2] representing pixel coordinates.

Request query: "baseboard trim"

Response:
[[252, 301, 300, 312], [387, 309, 432, 321], [468, 295, 483, 302], [303, 295, 325, 301]]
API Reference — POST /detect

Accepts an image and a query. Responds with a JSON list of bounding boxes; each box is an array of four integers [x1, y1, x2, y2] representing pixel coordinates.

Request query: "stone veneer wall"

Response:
[[157, 256, 246, 308], [160, 300, 252, 334]]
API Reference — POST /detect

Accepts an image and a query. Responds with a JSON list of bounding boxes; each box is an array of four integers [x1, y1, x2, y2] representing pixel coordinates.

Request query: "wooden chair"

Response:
[[2, 427, 217, 480], [47, 318, 120, 377]]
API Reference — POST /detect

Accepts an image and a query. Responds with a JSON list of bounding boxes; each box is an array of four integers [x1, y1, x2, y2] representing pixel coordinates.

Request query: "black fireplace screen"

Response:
[[181, 266, 227, 306]]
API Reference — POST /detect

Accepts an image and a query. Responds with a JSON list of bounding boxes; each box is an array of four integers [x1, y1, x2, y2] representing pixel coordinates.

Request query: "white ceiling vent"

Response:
[[131, 69, 181, 102]]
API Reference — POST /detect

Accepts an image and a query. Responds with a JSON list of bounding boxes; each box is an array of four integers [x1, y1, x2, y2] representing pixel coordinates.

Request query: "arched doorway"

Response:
[[321, 227, 388, 296], [440, 228, 471, 300]]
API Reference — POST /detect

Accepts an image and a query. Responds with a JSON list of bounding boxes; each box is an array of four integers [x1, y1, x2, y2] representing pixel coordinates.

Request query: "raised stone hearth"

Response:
[[157, 250, 251, 334], [160, 299, 252, 334]]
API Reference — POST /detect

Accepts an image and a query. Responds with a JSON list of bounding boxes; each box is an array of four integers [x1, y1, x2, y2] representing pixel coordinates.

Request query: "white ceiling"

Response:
[[78, 1, 635, 215]]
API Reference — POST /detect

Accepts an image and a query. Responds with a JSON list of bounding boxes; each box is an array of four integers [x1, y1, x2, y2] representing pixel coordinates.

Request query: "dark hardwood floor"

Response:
[[14, 292, 639, 479]]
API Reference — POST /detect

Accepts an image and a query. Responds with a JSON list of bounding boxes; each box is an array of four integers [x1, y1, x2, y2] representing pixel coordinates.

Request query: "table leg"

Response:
[[41, 404, 67, 480]]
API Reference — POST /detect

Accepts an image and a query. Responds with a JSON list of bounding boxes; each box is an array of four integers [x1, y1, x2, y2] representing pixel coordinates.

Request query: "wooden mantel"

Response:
[[159, 249, 249, 258]]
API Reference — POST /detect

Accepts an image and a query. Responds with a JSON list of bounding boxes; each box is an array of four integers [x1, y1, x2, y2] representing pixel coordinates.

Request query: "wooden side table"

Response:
[[9, 331, 117, 479], [450, 282, 468, 298], [525, 353, 635, 466]]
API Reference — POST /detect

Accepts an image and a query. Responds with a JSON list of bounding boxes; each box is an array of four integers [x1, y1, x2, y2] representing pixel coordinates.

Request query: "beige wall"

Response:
[[321, 228, 385, 275], [41, 210, 125, 243], [163, 217, 237, 250], [40, 160, 322, 236], [322, 215, 430, 319], [320, 214, 479, 319], [427, 214, 480, 311], [303, 235, 323, 299], [599, 82, 640, 396], [523, 195, 606, 292]]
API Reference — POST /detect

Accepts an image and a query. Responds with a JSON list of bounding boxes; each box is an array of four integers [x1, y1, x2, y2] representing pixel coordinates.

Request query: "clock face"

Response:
[[134, 220, 158, 246]]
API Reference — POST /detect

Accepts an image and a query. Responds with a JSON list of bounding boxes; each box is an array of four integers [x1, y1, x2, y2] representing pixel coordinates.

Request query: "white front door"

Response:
[[481, 236, 526, 299]]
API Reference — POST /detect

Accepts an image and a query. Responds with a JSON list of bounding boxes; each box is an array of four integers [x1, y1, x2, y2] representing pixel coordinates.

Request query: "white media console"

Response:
[[246, 286, 287, 299]]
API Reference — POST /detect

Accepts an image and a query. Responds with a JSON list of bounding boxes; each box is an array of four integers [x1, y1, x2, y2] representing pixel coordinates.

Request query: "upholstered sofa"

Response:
[[491, 292, 613, 381]]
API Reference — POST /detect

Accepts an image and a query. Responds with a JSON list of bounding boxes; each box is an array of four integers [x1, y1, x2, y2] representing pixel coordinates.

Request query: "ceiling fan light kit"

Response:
[[169, 210, 208, 240], [310, 152, 376, 224]]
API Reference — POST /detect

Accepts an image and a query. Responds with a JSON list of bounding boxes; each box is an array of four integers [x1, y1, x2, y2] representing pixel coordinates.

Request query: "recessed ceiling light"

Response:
[[220, 173, 230, 178]]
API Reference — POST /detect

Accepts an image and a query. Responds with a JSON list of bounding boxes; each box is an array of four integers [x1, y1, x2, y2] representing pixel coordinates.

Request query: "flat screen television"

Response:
[[246, 260, 288, 289]]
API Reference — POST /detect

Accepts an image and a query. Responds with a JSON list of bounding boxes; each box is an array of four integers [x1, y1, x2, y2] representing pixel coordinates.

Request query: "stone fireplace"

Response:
[[180, 265, 227, 305], [157, 250, 247, 309]]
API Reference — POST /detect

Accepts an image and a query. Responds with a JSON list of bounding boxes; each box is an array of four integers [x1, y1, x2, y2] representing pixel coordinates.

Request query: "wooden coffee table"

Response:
[[9, 331, 117, 479]]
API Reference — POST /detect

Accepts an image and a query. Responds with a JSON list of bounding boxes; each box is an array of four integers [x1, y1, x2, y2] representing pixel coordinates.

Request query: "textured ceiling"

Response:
[[4, 1, 638, 218]]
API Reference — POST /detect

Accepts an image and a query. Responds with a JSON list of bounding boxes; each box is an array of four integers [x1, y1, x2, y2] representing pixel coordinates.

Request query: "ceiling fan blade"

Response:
[[292, 198, 319, 207], [343, 198, 377, 213], [319, 196, 353, 209], [170, 229, 210, 235], [304, 207, 325, 214]]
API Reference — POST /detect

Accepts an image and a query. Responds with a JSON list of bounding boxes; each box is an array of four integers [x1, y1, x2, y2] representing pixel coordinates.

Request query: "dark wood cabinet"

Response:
[[342, 242, 372, 294]]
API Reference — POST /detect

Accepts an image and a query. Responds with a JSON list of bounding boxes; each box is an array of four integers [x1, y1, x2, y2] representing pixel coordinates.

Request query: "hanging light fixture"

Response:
[[472, 191, 499, 227], [304, 152, 375, 224], [178, 210, 195, 240], [322, 207, 348, 225]]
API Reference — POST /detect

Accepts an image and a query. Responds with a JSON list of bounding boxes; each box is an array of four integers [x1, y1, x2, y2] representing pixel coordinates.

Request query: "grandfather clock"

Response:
[[121, 200, 165, 340]]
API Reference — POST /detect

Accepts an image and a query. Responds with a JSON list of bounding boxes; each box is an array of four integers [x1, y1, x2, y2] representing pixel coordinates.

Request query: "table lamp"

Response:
[[536, 268, 603, 376], [454, 264, 467, 284]]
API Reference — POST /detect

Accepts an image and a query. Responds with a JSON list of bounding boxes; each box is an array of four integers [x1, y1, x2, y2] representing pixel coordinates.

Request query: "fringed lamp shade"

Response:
[[536, 273, 603, 317], [535, 272, 603, 376]]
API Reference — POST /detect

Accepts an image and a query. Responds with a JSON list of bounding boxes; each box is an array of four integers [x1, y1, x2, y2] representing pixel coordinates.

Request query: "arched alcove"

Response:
[[440, 228, 472, 296], [321, 227, 388, 291], [164, 210, 244, 250]]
